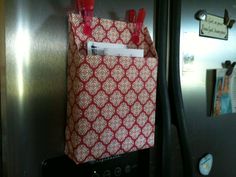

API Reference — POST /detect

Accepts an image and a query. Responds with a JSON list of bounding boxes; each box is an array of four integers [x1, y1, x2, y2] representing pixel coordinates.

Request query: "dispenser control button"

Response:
[[125, 165, 131, 174], [103, 170, 111, 177], [114, 167, 122, 176], [92, 173, 100, 177]]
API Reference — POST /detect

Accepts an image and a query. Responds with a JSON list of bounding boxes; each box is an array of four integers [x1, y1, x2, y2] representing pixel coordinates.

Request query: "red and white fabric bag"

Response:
[[65, 12, 158, 165]]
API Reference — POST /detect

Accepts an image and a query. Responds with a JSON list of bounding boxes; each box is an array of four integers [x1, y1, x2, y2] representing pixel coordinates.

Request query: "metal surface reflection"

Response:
[[4, 0, 71, 177], [14, 26, 31, 100], [0, 0, 5, 175]]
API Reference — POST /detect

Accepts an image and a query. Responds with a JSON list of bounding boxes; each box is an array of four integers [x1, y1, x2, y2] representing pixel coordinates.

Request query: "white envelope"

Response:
[[104, 48, 144, 57], [87, 41, 127, 55]]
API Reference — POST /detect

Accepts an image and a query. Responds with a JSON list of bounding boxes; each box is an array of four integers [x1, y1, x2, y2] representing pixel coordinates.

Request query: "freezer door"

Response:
[[1, 0, 158, 177]]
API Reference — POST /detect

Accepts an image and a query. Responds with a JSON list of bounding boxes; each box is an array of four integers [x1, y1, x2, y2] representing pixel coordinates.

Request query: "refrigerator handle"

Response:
[[155, 0, 172, 177], [169, 0, 194, 177]]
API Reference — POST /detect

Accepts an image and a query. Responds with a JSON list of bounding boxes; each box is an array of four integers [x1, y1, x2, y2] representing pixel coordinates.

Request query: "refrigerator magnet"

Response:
[[199, 154, 213, 176], [194, 9, 235, 40]]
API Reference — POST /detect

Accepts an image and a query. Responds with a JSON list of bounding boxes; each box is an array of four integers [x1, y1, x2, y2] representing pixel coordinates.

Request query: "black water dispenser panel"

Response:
[[42, 150, 149, 177]]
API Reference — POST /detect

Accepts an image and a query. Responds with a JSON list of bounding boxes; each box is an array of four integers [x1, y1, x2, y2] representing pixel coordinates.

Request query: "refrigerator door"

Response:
[[1, 0, 157, 177], [179, 0, 236, 177]]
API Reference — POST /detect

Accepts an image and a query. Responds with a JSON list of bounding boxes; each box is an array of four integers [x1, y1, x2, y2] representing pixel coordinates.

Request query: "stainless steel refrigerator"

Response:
[[1, 0, 236, 177]]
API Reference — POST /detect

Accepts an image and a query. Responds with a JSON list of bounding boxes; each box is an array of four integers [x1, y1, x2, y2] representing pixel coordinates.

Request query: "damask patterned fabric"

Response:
[[65, 13, 158, 164]]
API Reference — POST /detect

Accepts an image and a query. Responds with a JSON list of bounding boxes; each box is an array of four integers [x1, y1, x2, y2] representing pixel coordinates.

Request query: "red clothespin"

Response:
[[76, 0, 84, 14], [128, 9, 136, 23], [132, 8, 146, 44], [83, 0, 95, 36]]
